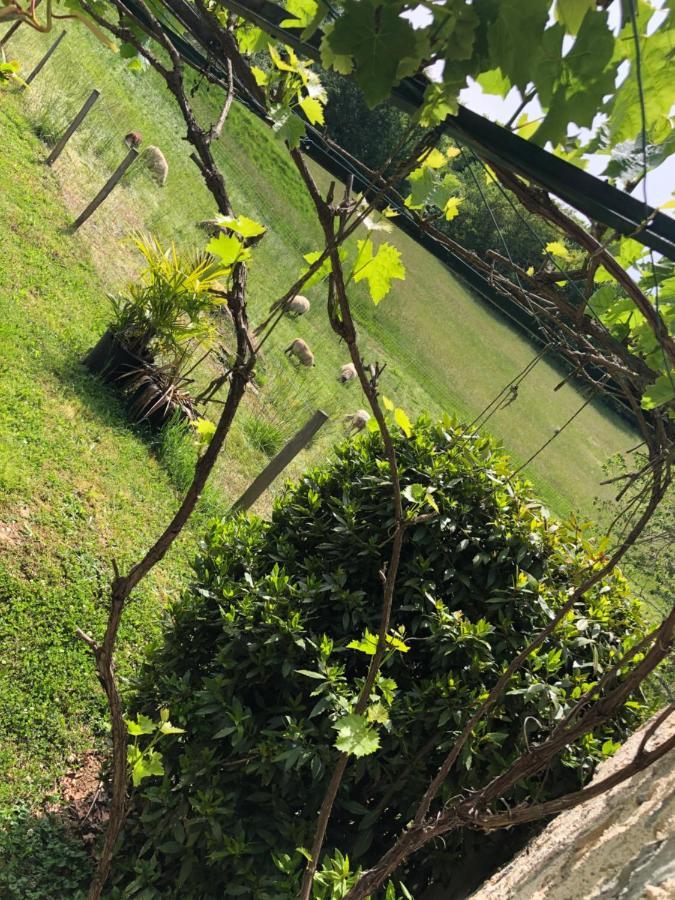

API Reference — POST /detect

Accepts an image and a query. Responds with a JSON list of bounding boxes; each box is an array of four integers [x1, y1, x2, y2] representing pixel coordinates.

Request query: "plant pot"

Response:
[[83, 329, 151, 383]]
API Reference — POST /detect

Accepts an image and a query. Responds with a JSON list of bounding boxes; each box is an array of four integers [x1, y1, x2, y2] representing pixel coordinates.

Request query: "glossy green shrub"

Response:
[[114, 416, 645, 897]]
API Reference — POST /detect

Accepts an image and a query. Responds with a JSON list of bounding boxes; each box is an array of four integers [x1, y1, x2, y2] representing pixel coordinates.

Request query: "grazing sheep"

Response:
[[286, 295, 310, 318], [285, 338, 315, 367], [140, 146, 169, 187], [338, 362, 357, 384], [343, 409, 370, 435]]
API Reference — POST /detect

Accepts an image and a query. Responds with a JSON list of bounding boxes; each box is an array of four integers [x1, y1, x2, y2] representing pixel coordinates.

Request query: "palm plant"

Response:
[[109, 234, 229, 358]]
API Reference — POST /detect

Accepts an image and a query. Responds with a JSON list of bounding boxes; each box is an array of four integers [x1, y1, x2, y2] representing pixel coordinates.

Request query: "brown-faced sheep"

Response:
[[284, 338, 315, 367], [343, 409, 370, 435]]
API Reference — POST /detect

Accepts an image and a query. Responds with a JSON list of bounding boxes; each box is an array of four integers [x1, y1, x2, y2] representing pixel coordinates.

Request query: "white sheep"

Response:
[[338, 362, 357, 384], [343, 409, 370, 435], [286, 295, 310, 318], [285, 338, 315, 367], [140, 146, 169, 187]]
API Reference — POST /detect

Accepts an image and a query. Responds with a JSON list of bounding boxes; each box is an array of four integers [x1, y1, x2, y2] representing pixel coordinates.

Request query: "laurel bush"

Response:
[[113, 416, 645, 898]]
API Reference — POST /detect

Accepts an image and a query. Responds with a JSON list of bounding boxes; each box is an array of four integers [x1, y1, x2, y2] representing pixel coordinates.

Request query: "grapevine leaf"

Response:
[[352, 239, 405, 304], [642, 372, 675, 410], [489, 0, 550, 91], [556, 0, 593, 35], [535, 10, 617, 147], [217, 215, 267, 239], [126, 714, 155, 736], [419, 82, 457, 127], [444, 197, 462, 221], [131, 749, 164, 786], [326, 0, 418, 107], [319, 25, 353, 75], [299, 95, 324, 125], [334, 713, 380, 757], [367, 702, 389, 725], [609, 18, 675, 144], [347, 629, 379, 655], [207, 234, 250, 267], [476, 67, 511, 98], [237, 24, 269, 54], [394, 407, 413, 437], [270, 107, 306, 148], [544, 241, 571, 260], [280, 0, 318, 30]]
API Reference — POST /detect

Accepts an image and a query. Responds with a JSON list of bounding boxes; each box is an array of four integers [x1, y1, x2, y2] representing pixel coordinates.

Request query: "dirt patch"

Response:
[[472, 711, 675, 900], [45, 750, 108, 845]]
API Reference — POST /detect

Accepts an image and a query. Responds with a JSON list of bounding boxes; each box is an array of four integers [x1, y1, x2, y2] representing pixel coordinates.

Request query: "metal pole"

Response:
[[24, 29, 66, 85], [230, 409, 329, 513], [71, 146, 138, 231], [46, 89, 101, 166]]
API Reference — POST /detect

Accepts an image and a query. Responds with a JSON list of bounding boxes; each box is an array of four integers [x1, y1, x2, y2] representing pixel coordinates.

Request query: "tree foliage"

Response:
[[112, 418, 645, 897]]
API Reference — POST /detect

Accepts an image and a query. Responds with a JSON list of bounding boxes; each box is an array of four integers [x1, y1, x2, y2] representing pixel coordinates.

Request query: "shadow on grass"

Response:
[[53, 354, 229, 523], [0, 803, 93, 899]]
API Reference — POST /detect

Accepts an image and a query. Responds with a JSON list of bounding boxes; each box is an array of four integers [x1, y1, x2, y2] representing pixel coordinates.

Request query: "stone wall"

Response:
[[472, 712, 675, 900]]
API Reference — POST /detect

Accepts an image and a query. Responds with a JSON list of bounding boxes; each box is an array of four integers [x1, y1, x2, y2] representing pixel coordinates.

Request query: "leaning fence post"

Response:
[[230, 409, 329, 513], [71, 145, 138, 231], [0, 0, 41, 48], [24, 29, 66, 85], [46, 89, 100, 166]]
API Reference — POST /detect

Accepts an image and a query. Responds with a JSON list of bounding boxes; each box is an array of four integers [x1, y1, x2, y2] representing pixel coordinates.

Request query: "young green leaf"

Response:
[[334, 713, 380, 757], [544, 240, 571, 260], [207, 233, 250, 267], [299, 95, 325, 125], [216, 215, 267, 239], [394, 407, 413, 437], [352, 239, 405, 304], [280, 0, 318, 30]]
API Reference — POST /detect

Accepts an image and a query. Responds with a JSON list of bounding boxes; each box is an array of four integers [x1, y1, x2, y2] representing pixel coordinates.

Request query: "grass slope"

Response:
[[0, 97, 196, 805], [7, 25, 637, 517], [0, 21, 642, 812]]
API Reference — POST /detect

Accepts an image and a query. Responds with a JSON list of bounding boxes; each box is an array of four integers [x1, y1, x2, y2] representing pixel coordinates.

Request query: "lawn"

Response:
[[0, 22, 641, 813], [7, 25, 638, 518], [0, 97, 200, 805]]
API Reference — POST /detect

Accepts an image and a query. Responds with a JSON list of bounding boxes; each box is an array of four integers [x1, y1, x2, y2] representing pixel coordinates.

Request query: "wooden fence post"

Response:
[[24, 29, 66, 85], [46, 89, 101, 166], [230, 409, 329, 513], [0, 0, 41, 48], [71, 146, 138, 231]]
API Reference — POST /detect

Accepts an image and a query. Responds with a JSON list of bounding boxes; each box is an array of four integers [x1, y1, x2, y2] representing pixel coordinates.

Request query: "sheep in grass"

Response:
[[140, 146, 169, 187], [286, 295, 310, 318], [284, 338, 315, 367], [338, 362, 357, 384], [343, 409, 370, 435]]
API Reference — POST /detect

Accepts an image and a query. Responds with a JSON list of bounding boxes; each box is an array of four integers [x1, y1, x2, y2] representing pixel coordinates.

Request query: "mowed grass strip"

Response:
[[0, 97, 199, 804], [8, 26, 637, 517]]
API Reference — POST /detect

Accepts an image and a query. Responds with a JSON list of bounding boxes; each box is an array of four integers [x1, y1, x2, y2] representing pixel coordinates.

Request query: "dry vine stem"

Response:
[[74, 2, 257, 896]]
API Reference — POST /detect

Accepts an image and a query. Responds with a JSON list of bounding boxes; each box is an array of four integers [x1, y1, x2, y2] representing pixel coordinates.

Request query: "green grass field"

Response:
[[6, 25, 638, 518], [0, 23, 642, 816]]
